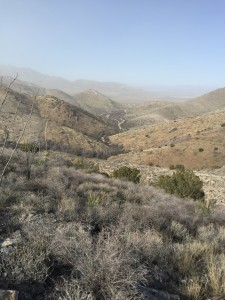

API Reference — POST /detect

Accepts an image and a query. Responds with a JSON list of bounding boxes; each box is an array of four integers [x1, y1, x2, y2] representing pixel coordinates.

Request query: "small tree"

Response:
[[112, 166, 141, 183], [155, 168, 204, 200]]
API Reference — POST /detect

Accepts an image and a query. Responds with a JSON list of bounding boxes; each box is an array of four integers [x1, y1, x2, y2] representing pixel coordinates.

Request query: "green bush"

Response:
[[155, 168, 204, 200], [112, 166, 141, 183], [19, 142, 39, 153]]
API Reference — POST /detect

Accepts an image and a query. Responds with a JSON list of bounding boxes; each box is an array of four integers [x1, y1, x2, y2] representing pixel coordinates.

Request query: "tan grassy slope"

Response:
[[0, 87, 115, 154], [109, 109, 225, 169], [1, 77, 122, 117], [35, 95, 117, 139], [126, 87, 225, 127], [73, 89, 121, 115]]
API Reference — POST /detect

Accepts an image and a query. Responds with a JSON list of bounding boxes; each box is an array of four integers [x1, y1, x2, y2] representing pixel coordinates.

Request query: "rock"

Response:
[[0, 289, 19, 300], [0, 238, 16, 247], [139, 286, 180, 300]]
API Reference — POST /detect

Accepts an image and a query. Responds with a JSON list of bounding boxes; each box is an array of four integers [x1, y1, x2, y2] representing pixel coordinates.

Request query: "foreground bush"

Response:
[[112, 166, 141, 183], [1, 155, 225, 299], [155, 168, 204, 200]]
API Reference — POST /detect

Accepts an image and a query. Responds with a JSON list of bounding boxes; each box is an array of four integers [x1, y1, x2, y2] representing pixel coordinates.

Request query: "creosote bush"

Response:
[[155, 167, 204, 200], [112, 166, 141, 183]]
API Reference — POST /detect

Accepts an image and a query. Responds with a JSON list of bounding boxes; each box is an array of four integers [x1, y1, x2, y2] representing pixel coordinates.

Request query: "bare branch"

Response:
[[0, 74, 18, 113], [0, 96, 35, 185], [0, 91, 23, 157]]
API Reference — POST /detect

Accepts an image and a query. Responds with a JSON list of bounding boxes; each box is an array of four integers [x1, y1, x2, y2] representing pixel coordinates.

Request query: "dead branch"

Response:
[[0, 91, 22, 157], [0, 96, 35, 185], [0, 74, 18, 113]]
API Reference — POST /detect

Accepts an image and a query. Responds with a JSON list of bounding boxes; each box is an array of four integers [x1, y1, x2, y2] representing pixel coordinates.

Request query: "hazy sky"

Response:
[[1, 0, 225, 87]]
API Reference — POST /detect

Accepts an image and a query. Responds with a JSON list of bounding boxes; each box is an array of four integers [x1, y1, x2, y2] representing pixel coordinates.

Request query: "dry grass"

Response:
[[1, 155, 225, 299], [109, 109, 225, 169]]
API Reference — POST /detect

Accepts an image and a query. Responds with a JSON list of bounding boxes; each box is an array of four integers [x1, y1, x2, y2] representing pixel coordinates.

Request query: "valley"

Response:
[[1, 67, 225, 300], [1, 68, 225, 185]]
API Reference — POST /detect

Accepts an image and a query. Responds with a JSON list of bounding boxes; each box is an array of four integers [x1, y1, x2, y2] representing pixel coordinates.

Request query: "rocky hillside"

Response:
[[0, 87, 118, 156], [109, 109, 225, 169]]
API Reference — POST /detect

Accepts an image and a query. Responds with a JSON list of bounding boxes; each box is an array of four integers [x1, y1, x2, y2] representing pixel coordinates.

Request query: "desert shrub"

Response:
[[155, 168, 204, 200], [169, 220, 190, 242], [199, 148, 204, 152], [169, 165, 175, 170], [54, 279, 95, 300], [221, 123, 225, 127], [51, 224, 144, 299], [72, 157, 99, 173], [19, 142, 39, 153], [175, 164, 185, 170], [170, 143, 175, 147], [112, 166, 141, 183], [0, 220, 53, 284]]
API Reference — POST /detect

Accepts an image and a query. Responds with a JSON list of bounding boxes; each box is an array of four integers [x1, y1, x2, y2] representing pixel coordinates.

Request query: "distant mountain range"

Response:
[[0, 65, 155, 103]]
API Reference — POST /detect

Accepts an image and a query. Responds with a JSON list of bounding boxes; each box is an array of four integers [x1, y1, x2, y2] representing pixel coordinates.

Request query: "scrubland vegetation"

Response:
[[155, 167, 205, 200], [0, 149, 225, 299], [1, 79, 225, 299]]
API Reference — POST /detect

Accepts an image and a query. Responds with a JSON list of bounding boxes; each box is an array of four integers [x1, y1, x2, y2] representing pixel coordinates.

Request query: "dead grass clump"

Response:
[[0, 218, 53, 284], [54, 279, 95, 300], [51, 224, 144, 299], [168, 220, 190, 242], [125, 229, 164, 266], [206, 253, 225, 296]]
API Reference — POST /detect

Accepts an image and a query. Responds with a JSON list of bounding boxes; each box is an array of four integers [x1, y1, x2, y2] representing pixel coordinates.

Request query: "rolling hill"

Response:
[[73, 89, 121, 115], [0, 87, 118, 156], [126, 87, 225, 127], [109, 108, 225, 169]]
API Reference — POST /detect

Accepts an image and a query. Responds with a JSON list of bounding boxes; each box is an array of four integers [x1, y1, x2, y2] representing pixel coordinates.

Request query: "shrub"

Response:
[[221, 123, 225, 127], [72, 157, 99, 173], [19, 142, 39, 153], [175, 164, 185, 171], [112, 166, 141, 183], [199, 148, 204, 152], [155, 168, 204, 200]]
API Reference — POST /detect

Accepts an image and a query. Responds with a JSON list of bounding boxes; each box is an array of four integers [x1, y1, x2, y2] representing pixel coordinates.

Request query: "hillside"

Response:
[[35, 95, 116, 139], [0, 87, 118, 157], [73, 89, 121, 115], [1, 152, 225, 299], [126, 87, 225, 127], [109, 109, 225, 169]]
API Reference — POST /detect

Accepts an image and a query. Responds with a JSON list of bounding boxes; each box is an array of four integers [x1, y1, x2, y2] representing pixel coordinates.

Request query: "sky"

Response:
[[1, 0, 225, 89]]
